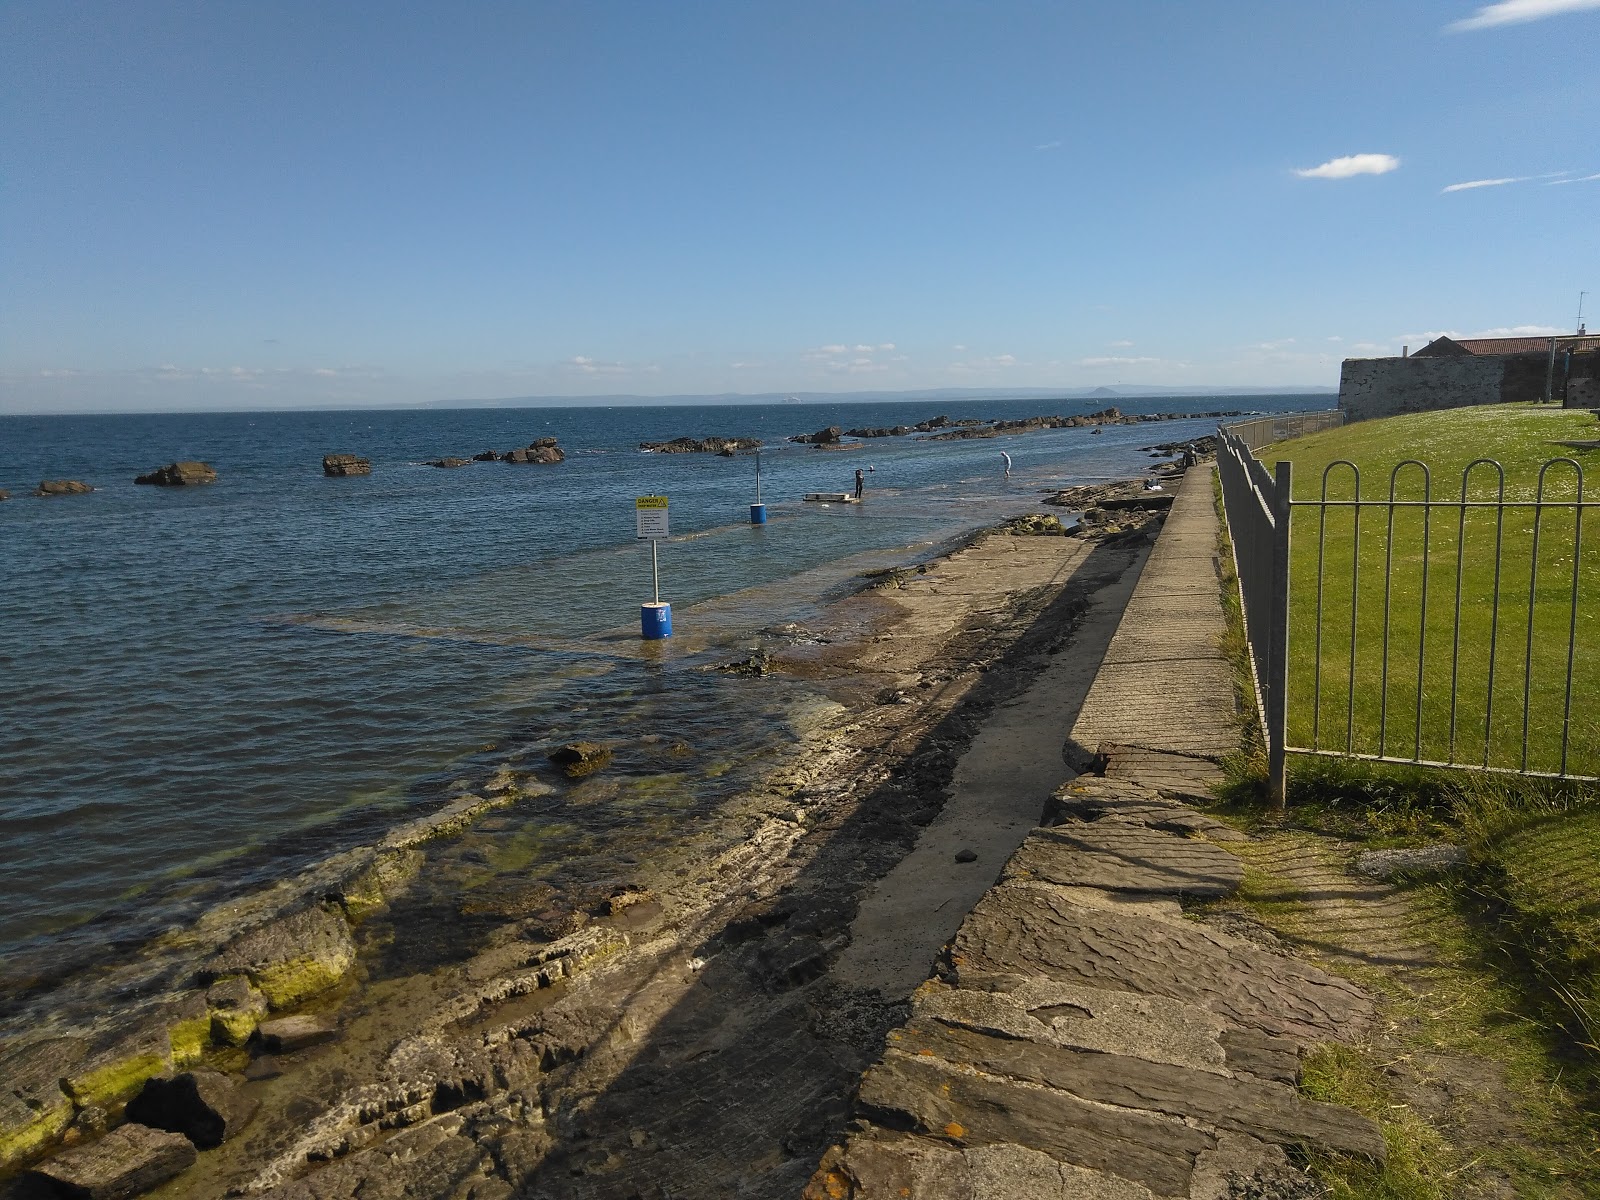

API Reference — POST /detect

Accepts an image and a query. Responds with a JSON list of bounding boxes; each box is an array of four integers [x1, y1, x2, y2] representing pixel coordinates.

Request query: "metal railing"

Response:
[[1217, 417, 1598, 797], [1226, 410, 1344, 452]]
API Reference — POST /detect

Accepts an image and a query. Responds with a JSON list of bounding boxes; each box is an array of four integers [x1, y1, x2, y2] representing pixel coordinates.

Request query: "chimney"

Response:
[[1402, 345, 1409, 357]]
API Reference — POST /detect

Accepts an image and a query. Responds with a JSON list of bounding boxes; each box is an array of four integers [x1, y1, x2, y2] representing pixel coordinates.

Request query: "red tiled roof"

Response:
[[1454, 335, 1600, 355]]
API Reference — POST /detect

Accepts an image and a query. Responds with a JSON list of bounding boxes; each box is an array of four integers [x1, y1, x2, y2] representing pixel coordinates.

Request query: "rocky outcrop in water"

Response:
[[548, 741, 611, 778], [322, 454, 371, 476], [135, 462, 217, 486], [429, 456, 472, 468], [0, 489, 10, 501], [35, 480, 94, 496], [504, 438, 565, 464], [923, 409, 1247, 441], [472, 449, 501, 462], [790, 425, 843, 445], [639, 436, 761, 455]]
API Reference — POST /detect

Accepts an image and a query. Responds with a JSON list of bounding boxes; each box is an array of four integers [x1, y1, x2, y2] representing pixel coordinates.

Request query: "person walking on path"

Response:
[[1000, 451, 1012, 478], [853, 468, 865, 500]]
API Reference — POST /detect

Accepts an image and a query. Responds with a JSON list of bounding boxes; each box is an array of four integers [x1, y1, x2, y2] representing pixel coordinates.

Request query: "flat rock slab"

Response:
[[256, 1014, 337, 1054], [125, 1070, 258, 1149], [951, 883, 1372, 1045], [203, 906, 355, 1010], [808, 1134, 1162, 1200], [1003, 822, 1244, 899], [25, 1123, 196, 1200], [893, 1018, 1382, 1159]]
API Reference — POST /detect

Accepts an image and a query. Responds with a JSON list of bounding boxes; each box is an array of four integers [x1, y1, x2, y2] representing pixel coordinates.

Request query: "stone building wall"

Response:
[[1338, 356, 1504, 423]]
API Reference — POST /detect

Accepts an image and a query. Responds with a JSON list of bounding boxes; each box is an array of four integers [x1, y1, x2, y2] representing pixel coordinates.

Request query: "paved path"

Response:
[[806, 466, 1383, 1199]]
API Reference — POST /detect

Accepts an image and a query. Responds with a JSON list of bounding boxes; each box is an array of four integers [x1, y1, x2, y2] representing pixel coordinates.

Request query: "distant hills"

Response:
[[425, 384, 1335, 409]]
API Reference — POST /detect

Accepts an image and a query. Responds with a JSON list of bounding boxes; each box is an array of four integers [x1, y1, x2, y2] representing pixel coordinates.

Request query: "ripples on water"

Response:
[[0, 397, 1318, 983]]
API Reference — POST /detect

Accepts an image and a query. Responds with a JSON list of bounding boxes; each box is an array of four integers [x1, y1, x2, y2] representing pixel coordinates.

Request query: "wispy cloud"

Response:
[[1077, 355, 1158, 368], [946, 354, 1019, 374], [1442, 176, 1524, 192], [565, 355, 659, 376], [1549, 171, 1600, 184], [1108, 339, 1135, 349], [1295, 153, 1401, 180], [1400, 324, 1569, 343], [1447, 0, 1600, 32], [1035, 140, 1062, 151]]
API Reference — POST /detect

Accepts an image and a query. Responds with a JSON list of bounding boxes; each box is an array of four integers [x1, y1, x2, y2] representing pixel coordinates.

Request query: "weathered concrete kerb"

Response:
[[807, 468, 1385, 1199]]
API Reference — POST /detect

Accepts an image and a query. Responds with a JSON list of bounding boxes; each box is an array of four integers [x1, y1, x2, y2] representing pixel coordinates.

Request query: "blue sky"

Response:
[[2, 1, 1596, 413]]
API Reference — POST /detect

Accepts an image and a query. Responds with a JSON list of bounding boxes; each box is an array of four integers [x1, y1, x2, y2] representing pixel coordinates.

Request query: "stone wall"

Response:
[[1339, 356, 1504, 423]]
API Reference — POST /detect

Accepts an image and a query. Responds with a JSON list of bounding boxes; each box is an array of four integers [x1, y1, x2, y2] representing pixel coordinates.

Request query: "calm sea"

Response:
[[0, 395, 1320, 985]]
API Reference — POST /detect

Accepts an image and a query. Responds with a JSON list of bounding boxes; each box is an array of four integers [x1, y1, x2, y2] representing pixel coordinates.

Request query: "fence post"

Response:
[[1266, 460, 1292, 808]]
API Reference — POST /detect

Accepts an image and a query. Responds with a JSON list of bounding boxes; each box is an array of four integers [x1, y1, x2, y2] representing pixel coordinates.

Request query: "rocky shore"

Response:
[[0, 475, 1176, 1199]]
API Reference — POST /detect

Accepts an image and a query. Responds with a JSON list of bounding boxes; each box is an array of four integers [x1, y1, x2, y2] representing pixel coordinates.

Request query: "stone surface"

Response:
[[807, 1135, 1160, 1200], [1003, 821, 1245, 898], [202, 905, 356, 1009], [951, 883, 1372, 1044], [504, 439, 565, 464], [1353, 844, 1466, 879], [256, 1014, 338, 1054], [133, 461, 216, 486], [34, 480, 94, 496], [61, 1027, 174, 1110], [24, 1123, 196, 1200], [206, 974, 270, 1046], [429, 456, 472, 468], [321, 454, 371, 476], [124, 1069, 258, 1149]]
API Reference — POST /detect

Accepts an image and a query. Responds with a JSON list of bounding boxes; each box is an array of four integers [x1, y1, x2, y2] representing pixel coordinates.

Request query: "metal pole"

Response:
[[756, 450, 762, 504], [1545, 338, 1558, 404], [652, 540, 660, 605], [1267, 460, 1293, 808]]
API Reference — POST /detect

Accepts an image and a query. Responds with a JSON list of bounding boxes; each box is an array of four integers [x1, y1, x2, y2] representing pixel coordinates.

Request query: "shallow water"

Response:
[[0, 396, 1321, 983]]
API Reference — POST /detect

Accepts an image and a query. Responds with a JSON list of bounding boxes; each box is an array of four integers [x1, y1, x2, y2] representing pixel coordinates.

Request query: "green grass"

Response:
[[1261, 404, 1600, 777]]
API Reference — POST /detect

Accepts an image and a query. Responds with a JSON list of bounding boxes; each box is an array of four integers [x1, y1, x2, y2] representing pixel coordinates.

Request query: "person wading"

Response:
[[853, 468, 865, 500]]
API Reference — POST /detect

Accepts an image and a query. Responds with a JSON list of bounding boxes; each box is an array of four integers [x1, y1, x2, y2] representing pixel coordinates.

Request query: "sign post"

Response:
[[635, 495, 671, 639], [750, 448, 767, 524]]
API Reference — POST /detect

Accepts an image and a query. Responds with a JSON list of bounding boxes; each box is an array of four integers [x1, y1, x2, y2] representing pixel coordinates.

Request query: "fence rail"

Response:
[[1215, 413, 1597, 797], [1225, 410, 1344, 452]]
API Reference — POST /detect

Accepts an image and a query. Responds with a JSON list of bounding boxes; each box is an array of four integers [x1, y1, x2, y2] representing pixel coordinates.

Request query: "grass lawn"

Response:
[[1259, 403, 1600, 777]]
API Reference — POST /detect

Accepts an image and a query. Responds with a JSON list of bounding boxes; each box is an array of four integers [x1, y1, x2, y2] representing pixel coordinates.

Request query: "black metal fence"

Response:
[[1217, 416, 1597, 798]]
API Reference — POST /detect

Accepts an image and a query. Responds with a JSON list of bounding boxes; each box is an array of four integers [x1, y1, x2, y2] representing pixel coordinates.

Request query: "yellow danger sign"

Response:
[[636, 495, 669, 539], [635, 495, 668, 509]]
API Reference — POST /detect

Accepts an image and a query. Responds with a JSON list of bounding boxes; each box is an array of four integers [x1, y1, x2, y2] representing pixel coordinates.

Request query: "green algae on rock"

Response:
[[202, 905, 357, 1010]]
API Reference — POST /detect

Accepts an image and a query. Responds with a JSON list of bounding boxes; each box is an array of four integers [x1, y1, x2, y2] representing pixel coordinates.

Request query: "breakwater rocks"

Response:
[[134, 462, 217, 486], [33, 480, 94, 496], [924, 407, 1245, 441], [428, 439, 566, 467], [805, 771, 1382, 1199], [638, 436, 760, 455], [321, 455, 371, 477]]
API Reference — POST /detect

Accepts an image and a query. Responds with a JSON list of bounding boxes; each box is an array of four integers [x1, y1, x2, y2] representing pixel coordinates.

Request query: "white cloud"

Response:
[[1442, 176, 1522, 192], [1035, 140, 1062, 151], [1399, 325, 1569, 343], [565, 355, 648, 376], [1077, 356, 1159, 368], [1549, 171, 1600, 184], [1327, 336, 1344, 342], [1447, 0, 1600, 32], [1108, 339, 1135, 349], [1294, 153, 1401, 180], [819, 344, 847, 354], [946, 354, 1019, 374]]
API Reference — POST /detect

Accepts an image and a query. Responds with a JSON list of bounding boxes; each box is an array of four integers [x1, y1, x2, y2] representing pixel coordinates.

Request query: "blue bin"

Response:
[[749, 503, 767, 524], [641, 602, 672, 640]]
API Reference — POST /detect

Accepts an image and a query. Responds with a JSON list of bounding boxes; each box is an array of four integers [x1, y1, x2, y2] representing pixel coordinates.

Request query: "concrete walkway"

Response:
[[805, 466, 1383, 1200]]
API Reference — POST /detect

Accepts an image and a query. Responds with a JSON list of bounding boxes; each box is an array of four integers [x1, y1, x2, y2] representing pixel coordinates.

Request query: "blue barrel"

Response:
[[641, 602, 672, 640], [749, 503, 767, 524]]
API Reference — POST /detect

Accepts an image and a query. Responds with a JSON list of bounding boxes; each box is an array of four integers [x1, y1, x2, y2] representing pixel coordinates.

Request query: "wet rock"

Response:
[[790, 425, 843, 445], [638, 436, 760, 454], [0, 488, 12, 501], [604, 886, 655, 917], [717, 648, 773, 676], [134, 461, 216, 486], [321, 454, 370, 476], [330, 847, 424, 920], [34, 480, 94, 496], [62, 1026, 174, 1110], [205, 975, 269, 1046], [548, 741, 611, 778], [202, 905, 356, 1009], [1003, 513, 1066, 536], [472, 449, 501, 461], [125, 1070, 258, 1149], [428, 456, 472, 468], [256, 1014, 338, 1054], [1353, 845, 1465, 880], [504, 439, 565, 464], [24, 1122, 196, 1200], [0, 1040, 83, 1170]]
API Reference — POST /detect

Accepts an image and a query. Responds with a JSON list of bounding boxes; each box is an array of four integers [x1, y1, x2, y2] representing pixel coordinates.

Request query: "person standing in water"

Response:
[[854, 468, 865, 500], [1000, 451, 1012, 478]]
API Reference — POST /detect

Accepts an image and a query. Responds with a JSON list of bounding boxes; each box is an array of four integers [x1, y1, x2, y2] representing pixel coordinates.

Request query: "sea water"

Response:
[[0, 396, 1320, 989]]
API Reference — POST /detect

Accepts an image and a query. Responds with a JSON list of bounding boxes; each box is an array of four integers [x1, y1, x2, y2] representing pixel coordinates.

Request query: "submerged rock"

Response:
[[134, 461, 217, 486], [125, 1070, 258, 1149], [429, 456, 472, 468], [548, 741, 612, 778], [638, 436, 760, 455], [24, 1123, 196, 1200], [322, 454, 371, 476], [256, 1014, 338, 1054], [1003, 513, 1066, 536], [472, 449, 501, 462], [0, 488, 10, 501], [35, 479, 94, 496]]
